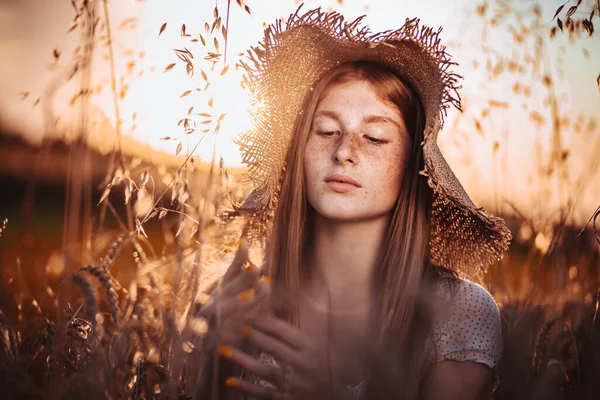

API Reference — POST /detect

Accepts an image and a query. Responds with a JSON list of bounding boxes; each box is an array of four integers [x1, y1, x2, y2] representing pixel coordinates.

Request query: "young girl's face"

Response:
[[304, 79, 411, 222]]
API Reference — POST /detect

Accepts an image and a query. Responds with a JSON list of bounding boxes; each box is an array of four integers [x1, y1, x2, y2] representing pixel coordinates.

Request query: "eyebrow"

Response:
[[314, 110, 405, 132]]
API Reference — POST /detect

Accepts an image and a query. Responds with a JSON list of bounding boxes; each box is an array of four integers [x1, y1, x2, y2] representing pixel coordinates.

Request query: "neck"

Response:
[[304, 212, 389, 311]]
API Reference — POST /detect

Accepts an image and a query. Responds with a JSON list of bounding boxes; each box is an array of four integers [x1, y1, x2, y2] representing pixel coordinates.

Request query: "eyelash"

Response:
[[366, 136, 384, 144], [318, 131, 336, 137], [317, 131, 385, 144]]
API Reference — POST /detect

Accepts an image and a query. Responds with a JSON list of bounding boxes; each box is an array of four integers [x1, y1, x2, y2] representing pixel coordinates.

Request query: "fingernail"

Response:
[[240, 325, 252, 337], [217, 345, 233, 359], [237, 238, 246, 250], [238, 288, 254, 302], [259, 276, 271, 285], [243, 261, 254, 272], [225, 377, 240, 388]]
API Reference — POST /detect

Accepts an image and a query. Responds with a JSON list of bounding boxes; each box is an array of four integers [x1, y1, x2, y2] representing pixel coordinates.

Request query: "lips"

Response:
[[324, 173, 361, 187], [324, 174, 361, 193]]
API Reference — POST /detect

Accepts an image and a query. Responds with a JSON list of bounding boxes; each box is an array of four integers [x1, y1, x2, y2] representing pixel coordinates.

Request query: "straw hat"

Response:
[[230, 5, 512, 277]]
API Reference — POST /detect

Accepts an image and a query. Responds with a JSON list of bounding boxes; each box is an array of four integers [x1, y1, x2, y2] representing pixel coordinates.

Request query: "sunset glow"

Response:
[[1, 0, 599, 224]]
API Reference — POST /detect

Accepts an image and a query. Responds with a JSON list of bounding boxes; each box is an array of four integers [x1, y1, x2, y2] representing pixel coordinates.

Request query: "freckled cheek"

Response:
[[304, 144, 325, 188], [363, 156, 404, 202], [305, 139, 332, 165]]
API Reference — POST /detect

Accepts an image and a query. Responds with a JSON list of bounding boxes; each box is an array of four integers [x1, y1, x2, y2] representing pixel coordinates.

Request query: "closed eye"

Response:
[[318, 131, 337, 137], [365, 135, 385, 144]]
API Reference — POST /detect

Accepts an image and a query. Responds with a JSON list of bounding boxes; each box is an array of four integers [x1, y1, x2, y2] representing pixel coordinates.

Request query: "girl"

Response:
[[199, 6, 512, 400]]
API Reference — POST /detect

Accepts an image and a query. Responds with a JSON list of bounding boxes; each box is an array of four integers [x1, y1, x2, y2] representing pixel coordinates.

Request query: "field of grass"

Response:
[[0, 142, 598, 400]]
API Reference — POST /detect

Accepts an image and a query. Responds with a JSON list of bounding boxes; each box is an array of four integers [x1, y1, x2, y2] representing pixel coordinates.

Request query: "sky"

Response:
[[0, 0, 599, 227]]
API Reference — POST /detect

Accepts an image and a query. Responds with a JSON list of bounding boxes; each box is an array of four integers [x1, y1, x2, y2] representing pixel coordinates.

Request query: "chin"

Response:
[[318, 210, 363, 222], [311, 198, 375, 222]]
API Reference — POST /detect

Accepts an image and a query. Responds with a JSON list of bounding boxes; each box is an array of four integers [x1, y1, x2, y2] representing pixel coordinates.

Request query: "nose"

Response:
[[334, 132, 358, 165]]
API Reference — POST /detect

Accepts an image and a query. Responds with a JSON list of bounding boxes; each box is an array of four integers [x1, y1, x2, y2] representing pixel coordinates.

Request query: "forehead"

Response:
[[315, 80, 401, 117]]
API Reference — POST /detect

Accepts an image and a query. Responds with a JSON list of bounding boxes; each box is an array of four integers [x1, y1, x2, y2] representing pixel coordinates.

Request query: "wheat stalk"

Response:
[[79, 265, 120, 324]]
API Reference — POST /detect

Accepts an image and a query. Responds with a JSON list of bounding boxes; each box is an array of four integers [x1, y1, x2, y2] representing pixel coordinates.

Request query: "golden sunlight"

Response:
[[1, 0, 599, 224]]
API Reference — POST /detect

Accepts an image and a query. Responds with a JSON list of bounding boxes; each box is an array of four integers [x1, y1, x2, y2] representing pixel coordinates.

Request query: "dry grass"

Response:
[[1, 224, 599, 399]]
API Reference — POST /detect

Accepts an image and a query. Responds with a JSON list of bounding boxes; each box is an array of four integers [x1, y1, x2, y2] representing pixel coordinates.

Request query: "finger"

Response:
[[246, 326, 297, 364], [219, 263, 260, 299], [255, 275, 272, 295], [201, 322, 251, 349], [218, 345, 282, 386], [248, 315, 307, 350], [199, 288, 262, 324], [222, 240, 250, 284], [224, 376, 281, 400]]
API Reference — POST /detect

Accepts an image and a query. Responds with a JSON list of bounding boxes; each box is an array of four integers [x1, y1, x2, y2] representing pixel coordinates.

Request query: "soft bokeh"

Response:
[[1, 0, 599, 228]]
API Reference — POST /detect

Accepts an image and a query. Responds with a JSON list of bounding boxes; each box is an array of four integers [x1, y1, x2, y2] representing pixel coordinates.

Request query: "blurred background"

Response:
[[0, 1, 599, 398], [0, 0, 599, 295], [2, 0, 599, 294]]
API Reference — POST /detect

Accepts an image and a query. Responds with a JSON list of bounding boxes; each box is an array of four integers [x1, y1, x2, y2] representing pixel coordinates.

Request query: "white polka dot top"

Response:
[[251, 278, 503, 399], [433, 278, 503, 371]]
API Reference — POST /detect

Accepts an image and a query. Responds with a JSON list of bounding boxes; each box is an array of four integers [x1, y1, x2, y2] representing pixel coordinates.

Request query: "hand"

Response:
[[217, 315, 334, 400], [196, 241, 270, 347]]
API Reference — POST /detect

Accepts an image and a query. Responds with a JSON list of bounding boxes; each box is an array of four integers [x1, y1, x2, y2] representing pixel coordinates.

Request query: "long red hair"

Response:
[[265, 60, 458, 399]]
